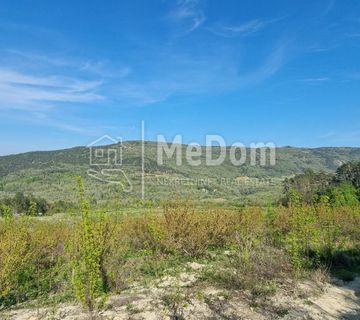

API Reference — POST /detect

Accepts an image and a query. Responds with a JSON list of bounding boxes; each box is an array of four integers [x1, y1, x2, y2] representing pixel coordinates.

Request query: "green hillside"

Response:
[[1, 142, 360, 206]]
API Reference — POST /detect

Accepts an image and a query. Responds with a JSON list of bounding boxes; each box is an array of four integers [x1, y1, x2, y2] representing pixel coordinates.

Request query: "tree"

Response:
[[13, 192, 30, 214], [8, 192, 48, 216], [283, 169, 332, 205], [335, 161, 360, 189], [327, 182, 359, 207]]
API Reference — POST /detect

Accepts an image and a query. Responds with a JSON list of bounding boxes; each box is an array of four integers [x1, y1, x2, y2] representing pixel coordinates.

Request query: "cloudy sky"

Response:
[[0, 0, 360, 154]]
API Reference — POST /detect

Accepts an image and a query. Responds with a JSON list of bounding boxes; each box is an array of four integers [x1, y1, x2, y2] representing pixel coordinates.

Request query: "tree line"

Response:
[[0, 192, 49, 216], [283, 161, 360, 206]]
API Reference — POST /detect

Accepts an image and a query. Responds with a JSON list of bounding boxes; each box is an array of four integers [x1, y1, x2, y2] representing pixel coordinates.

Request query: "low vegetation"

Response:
[[1, 162, 360, 316], [1, 191, 360, 313]]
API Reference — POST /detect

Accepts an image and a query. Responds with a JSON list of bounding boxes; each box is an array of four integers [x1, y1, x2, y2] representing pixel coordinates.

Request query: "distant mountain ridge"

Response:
[[1, 142, 360, 205]]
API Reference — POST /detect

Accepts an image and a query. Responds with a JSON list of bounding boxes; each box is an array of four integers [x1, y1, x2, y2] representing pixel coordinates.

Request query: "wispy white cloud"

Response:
[[80, 60, 132, 78], [0, 68, 104, 111], [0, 49, 135, 134], [0, 21, 61, 38], [210, 19, 268, 38], [0, 37, 290, 114], [319, 130, 360, 143], [5, 49, 132, 79], [307, 45, 336, 53], [109, 42, 289, 105], [234, 42, 289, 86], [209, 17, 285, 38], [0, 48, 134, 114], [298, 77, 330, 82], [4, 49, 75, 67], [168, 0, 205, 35], [1, 110, 116, 137]]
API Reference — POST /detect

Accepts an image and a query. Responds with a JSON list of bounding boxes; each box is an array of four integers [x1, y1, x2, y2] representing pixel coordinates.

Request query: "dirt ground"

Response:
[[1, 268, 360, 320]]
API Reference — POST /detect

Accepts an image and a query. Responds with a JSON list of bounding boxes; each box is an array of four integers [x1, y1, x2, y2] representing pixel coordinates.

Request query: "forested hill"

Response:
[[1, 142, 360, 204]]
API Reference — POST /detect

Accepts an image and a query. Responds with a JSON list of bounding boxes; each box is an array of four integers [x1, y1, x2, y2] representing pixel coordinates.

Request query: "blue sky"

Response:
[[0, 0, 360, 155]]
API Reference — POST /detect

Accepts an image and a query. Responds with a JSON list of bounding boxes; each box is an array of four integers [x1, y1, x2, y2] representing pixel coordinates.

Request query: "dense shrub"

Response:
[[0, 217, 70, 306], [0, 198, 360, 309], [327, 182, 359, 207]]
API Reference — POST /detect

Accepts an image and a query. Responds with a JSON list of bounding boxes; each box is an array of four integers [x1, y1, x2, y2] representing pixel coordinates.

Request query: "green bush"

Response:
[[327, 183, 359, 207], [67, 177, 110, 313]]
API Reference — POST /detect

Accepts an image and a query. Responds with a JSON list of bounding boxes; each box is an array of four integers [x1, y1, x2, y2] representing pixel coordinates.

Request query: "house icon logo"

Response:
[[86, 135, 133, 192], [87, 135, 123, 166]]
